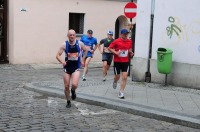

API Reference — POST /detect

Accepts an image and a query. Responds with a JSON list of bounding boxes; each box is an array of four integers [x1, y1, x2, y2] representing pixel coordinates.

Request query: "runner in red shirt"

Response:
[[108, 29, 134, 99]]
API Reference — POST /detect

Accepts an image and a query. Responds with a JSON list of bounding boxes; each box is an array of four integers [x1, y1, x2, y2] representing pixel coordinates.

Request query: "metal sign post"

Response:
[[124, 1, 137, 76]]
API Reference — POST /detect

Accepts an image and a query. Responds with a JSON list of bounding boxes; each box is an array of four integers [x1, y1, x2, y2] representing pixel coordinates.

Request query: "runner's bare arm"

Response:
[[94, 44, 98, 51], [90, 44, 98, 54], [97, 43, 103, 54], [79, 41, 88, 63], [56, 42, 66, 66], [108, 47, 120, 56], [128, 48, 134, 57]]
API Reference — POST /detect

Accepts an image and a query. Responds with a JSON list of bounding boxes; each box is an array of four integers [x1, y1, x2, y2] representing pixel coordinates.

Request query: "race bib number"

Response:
[[104, 47, 110, 53], [68, 52, 78, 61], [119, 50, 128, 57]]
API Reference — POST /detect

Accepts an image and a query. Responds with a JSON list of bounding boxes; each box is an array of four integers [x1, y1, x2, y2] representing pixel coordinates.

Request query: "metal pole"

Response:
[[129, 0, 136, 78], [128, 18, 132, 76], [165, 74, 168, 86], [145, 0, 155, 82], [128, 0, 134, 76], [149, 0, 155, 58]]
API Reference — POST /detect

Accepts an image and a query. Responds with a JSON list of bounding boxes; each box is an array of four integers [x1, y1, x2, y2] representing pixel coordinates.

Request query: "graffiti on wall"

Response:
[[162, 16, 200, 47], [166, 16, 182, 38]]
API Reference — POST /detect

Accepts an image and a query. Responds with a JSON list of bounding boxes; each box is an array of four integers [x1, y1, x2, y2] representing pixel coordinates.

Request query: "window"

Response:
[[0, 0, 3, 8], [69, 13, 84, 34]]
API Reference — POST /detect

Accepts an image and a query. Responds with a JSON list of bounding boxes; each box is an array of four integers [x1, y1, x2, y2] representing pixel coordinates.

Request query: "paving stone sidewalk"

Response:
[[23, 64, 200, 129]]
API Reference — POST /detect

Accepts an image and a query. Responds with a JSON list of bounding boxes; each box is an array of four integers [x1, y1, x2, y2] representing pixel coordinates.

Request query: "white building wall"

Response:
[[152, 0, 200, 64], [134, 0, 151, 59], [133, 0, 200, 89]]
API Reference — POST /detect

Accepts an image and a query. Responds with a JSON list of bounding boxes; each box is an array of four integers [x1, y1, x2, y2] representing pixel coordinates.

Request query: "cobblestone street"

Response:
[[0, 64, 199, 132]]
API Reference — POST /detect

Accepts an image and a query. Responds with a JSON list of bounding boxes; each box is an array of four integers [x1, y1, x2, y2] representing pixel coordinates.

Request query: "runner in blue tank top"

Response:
[[64, 40, 81, 74], [80, 29, 98, 81], [56, 29, 88, 108]]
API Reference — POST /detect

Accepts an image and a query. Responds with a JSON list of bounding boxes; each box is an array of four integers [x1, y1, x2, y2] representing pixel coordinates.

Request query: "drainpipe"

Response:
[[131, 0, 135, 54], [145, 0, 155, 82]]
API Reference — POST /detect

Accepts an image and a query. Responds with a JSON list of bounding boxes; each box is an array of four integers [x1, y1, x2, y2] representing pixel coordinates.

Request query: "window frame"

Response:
[[68, 12, 85, 36]]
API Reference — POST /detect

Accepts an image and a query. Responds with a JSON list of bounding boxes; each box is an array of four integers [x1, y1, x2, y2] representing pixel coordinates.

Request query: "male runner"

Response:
[[56, 29, 88, 108], [108, 29, 134, 99], [80, 29, 98, 81], [98, 31, 114, 81]]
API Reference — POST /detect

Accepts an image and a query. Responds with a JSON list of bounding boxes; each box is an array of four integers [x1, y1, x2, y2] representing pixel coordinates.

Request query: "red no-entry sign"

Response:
[[124, 2, 137, 19]]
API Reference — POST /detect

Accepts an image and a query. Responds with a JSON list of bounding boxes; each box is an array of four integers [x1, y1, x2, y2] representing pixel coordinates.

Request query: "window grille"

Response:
[[69, 13, 84, 34]]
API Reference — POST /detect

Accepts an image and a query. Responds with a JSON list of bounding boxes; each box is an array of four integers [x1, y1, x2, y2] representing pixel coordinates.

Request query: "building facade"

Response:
[[2, 0, 199, 89], [0, 0, 136, 64], [133, 0, 200, 89]]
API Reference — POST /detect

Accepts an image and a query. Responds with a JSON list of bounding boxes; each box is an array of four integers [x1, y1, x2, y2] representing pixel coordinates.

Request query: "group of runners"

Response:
[[56, 29, 134, 108]]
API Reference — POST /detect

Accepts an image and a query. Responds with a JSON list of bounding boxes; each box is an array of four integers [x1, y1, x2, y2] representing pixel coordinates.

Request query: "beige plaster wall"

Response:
[[8, 0, 130, 64]]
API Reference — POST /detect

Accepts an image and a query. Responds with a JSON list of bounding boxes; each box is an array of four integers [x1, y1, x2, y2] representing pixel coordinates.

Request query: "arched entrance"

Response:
[[0, 0, 8, 63], [114, 15, 129, 39], [114, 15, 136, 53]]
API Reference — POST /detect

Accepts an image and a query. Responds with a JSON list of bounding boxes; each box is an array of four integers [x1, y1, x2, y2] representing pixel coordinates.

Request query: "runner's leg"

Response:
[[114, 74, 120, 82], [107, 54, 113, 71], [120, 72, 128, 92], [103, 61, 108, 77], [71, 70, 80, 100], [63, 72, 71, 107], [106, 64, 110, 71], [63, 72, 71, 100], [114, 62, 120, 82], [82, 57, 92, 79], [102, 53, 108, 81], [118, 62, 129, 99], [113, 62, 120, 89], [71, 70, 80, 90]]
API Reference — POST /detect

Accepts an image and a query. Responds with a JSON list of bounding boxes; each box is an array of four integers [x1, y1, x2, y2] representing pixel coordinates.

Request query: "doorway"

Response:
[[114, 19, 120, 39], [115, 16, 136, 52], [114, 15, 129, 39], [0, 0, 8, 63]]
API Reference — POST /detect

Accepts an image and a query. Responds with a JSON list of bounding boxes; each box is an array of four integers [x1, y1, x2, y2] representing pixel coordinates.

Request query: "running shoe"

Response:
[[82, 76, 86, 81], [66, 100, 71, 108], [71, 89, 76, 100], [118, 91, 125, 99], [113, 81, 117, 89], [103, 77, 106, 81]]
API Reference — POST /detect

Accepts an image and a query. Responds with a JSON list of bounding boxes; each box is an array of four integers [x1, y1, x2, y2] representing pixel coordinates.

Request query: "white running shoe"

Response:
[[118, 91, 125, 99], [113, 81, 117, 89], [82, 76, 86, 81], [103, 77, 106, 81]]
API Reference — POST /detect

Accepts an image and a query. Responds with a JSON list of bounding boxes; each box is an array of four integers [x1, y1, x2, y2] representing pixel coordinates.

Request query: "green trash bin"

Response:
[[157, 48, 173, 74]]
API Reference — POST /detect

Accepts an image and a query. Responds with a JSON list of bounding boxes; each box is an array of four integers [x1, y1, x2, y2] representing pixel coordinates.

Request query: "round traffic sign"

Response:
[[124, 2, 137, 19]]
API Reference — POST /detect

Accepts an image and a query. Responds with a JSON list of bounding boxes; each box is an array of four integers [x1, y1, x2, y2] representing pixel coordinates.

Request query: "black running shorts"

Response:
[[64, 68, 80, 75], [102, 53, 113, 65], [114, 62, 129, 75]]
